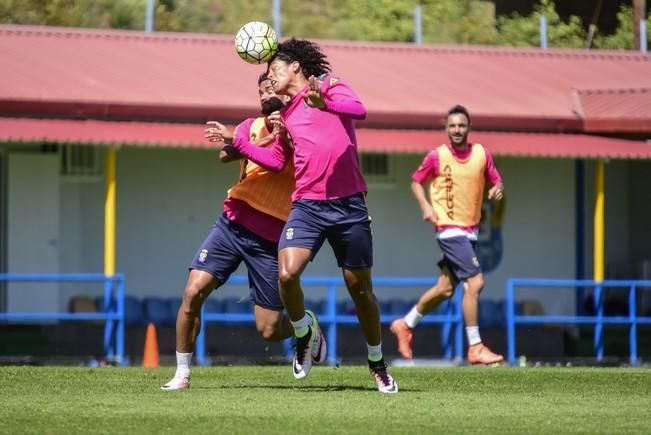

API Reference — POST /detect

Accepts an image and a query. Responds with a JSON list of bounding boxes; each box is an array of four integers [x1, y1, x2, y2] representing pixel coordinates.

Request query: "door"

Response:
[[7, 152, 60, 313]]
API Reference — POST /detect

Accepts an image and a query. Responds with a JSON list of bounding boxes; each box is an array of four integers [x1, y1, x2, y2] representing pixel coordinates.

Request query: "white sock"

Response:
[[367, 343, 383, 362], [404, 306, 424, 328], [466, 326, 482, 346], [175, 351, 192, 378], [291, 314, 310, 338]]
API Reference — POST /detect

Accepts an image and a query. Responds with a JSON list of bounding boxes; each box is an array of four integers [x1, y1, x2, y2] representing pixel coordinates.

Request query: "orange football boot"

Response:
[[467, 343, 504, 365], [390, 318, 413, 360]]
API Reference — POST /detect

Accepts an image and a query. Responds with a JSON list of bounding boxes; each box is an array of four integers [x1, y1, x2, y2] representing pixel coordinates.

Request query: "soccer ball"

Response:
[[234, 21, 278, 64]]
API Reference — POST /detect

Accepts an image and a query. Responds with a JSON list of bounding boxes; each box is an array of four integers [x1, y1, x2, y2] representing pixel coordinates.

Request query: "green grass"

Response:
[[1, 366, 650, 434]]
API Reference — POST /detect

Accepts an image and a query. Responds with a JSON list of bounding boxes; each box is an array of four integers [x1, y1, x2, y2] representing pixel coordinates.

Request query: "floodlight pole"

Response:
[[640, 19, 648, 53], [539, 15, 548, 49], [414, 4, 423, 45], [145, 0, 156, 33], [633, 0, 646, 51], [273, 0, 282, 37]]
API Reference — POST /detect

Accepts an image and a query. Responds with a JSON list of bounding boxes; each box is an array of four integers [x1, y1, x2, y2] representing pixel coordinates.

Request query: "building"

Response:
[[1, 25, 651, 325]]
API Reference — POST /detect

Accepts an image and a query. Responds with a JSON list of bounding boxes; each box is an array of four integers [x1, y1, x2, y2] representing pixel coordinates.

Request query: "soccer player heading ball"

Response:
[[232, 38, 398, 393]]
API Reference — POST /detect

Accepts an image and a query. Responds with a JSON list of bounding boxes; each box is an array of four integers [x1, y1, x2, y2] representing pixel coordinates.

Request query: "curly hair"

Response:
[[271, 38, 331, 78], [257, 72, 267, 84]]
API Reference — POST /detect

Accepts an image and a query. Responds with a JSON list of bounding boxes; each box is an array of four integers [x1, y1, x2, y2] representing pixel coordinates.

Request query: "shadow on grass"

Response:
[[191, 384, 422, 392]]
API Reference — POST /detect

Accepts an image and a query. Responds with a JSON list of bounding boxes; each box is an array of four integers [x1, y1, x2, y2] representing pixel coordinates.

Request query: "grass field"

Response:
[[1, 365, 650, 434]]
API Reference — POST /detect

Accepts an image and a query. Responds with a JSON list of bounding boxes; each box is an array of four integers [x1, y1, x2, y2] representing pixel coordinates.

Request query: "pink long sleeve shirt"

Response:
[[233, 75, 368, 202]]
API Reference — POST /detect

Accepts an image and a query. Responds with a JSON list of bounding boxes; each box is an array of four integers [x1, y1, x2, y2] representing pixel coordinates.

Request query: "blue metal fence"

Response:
[[506, 278, 651, 366], [0, 273, 126, 364], [196, 276, 464, 366]]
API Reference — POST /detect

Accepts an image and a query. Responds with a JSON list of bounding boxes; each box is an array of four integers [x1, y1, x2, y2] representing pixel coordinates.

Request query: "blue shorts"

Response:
[[190, 214, 283, 311], [279, 193, 373, 269], [437, 236, 481, 284]]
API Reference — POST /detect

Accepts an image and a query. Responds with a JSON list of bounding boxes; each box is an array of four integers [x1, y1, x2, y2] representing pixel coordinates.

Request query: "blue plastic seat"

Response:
[[337, 300, 356, 315], [223, 297, 251, 313], [95, 296, 114, 313], [124, 296, 146, 326], [143, 296, 173, 326], [389, 299, 410, 316], [304, 299, 325, 316], [313, 299, 326, 315], [479, 299, 501, 328], [95, 295, 144, 326], [203, 298, 222, 313], [166, 297, 182, 319], [379, 300, 392, 315]]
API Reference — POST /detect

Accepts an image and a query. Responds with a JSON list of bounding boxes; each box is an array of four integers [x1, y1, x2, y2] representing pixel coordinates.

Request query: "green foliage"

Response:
[[422, 0, 496, 44], [110, 0, 144, 29], [495, 0, 585, 48], [593, 4, 651, 50], [0, 0, 40, 24], [0, 0, 645, 50], [280, 0, 339, 39], [0, 0, 114, 28], [329, 0, 415, 42]]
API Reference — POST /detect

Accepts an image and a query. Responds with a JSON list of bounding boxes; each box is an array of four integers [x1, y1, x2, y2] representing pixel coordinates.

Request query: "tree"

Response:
[[0, 0, 114, 28], [494, 0, 586, 48], [593, 4, 650, 50], [0, 0, 645, 51]]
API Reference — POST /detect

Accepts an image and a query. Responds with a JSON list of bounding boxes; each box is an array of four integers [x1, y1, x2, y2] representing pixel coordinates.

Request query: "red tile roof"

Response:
[[1, 25, 651, 133], [3, 117, 650, 159]]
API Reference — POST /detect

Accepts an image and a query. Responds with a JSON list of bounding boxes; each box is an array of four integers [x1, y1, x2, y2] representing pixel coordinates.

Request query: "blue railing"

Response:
[[0, 273, 126, 365], [196, 276, 464, 366], [506, 278, 651, 366]]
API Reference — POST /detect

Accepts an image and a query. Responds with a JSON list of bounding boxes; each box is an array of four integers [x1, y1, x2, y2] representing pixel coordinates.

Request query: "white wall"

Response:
[[59, 178, 105, 309], [115, 148, 234, 298]]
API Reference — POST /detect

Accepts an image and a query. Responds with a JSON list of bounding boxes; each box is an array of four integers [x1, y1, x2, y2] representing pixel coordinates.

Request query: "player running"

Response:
[[390, 104, 505, 365]]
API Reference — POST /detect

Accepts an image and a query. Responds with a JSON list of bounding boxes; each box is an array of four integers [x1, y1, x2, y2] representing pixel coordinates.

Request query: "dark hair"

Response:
[[257, 72, 269, 85], [271, 38, 331, 78], [447, 104, 471, 124]]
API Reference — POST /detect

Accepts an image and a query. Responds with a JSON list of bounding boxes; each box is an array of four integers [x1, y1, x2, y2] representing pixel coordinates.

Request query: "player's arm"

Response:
[[304, 76, 367, 120], [218, 125, 277, 163], [411, 151, 439, 224], [205, 120, 247, 163], [232, 125, 291, 172], [484, 148, 504, 201], [411, 181, 436, 224]]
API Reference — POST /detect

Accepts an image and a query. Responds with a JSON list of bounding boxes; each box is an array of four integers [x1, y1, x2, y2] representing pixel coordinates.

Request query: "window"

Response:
[[361, 153, 395, 184], [61, 145, 102, 178]]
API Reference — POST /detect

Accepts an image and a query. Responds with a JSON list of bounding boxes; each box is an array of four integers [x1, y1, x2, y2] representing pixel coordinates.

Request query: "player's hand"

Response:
[[423, 208, 437, 224], [303, 75, 325, 109], [488, 183, 504, 201], [218, 145, 242, 162], [267, 111, 286, 137], [205, 121, 233, 145]]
